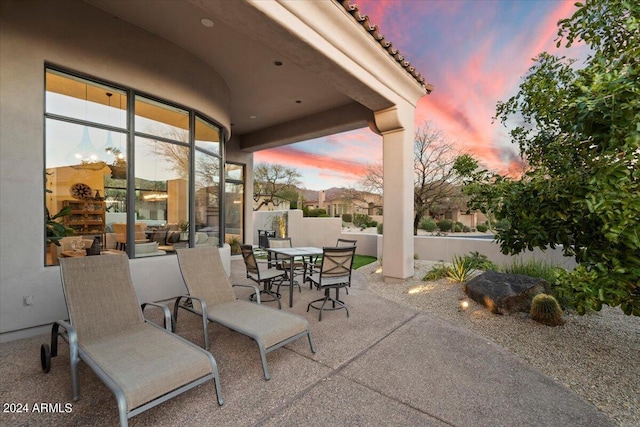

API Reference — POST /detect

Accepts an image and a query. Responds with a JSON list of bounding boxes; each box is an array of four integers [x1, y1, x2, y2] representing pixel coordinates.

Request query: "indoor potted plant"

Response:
[[177, 220, 189, 241], [46, 203, 74, 265]]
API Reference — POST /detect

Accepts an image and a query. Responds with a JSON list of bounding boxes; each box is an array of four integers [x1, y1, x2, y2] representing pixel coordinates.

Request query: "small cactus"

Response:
[[530, 294, 564, 326]]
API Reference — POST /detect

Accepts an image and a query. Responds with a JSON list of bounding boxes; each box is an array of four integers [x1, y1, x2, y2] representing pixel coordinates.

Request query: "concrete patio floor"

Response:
[[0, 259, 614, 426]]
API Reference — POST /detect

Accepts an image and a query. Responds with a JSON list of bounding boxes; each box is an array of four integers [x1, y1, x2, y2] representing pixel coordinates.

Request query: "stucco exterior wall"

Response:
[[0, 0, 232, 341], [413, 236, 577, 270]]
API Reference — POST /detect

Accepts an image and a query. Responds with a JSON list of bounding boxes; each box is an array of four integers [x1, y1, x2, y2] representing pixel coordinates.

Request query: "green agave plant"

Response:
[[447, 255, 475, 283]]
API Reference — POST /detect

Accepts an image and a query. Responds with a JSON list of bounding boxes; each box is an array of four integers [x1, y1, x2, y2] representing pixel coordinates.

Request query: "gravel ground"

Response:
[[363, 260, 640, 427]]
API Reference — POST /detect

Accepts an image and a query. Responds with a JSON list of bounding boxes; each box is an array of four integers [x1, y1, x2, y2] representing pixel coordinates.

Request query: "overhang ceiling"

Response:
[[85, 0, 392, 149]]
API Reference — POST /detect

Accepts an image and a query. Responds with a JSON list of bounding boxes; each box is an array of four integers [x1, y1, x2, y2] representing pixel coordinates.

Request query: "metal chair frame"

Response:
[[241, 244, 285, 309], [306, 246, 356, 320]]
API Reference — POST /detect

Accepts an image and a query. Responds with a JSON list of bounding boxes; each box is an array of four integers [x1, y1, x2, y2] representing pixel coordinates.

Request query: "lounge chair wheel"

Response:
[[40, 344, 51, 373]]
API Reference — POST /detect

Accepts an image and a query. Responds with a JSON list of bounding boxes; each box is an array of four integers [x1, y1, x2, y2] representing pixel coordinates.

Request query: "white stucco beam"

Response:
[[239, 102, 373, 151]]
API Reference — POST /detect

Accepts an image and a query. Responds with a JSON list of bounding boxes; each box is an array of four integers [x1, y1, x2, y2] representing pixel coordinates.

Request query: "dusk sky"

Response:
[[255, 0, 586, 191]]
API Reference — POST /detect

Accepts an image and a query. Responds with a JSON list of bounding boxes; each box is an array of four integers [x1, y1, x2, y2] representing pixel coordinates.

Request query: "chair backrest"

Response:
[[240, 244, 260, 276], [267, 237, 292, 249], [113, 223, 126, 244], [267, 237, 291, 264], [336, 238, 357, 247], [320, 246, 356, 280], [59, 255, 144, 342], [134, 223, 147, 240], [176, 246, 235, 309]]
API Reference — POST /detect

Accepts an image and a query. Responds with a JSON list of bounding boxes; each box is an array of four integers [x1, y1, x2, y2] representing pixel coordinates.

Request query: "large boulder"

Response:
[[463, 271, 546, 315]]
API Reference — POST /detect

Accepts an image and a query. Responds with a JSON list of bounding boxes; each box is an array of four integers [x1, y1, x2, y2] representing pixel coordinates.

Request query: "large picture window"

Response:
[[44, 68, 223, 265]]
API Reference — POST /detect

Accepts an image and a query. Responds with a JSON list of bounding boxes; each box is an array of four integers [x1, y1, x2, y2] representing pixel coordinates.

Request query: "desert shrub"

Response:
[[307, 208, 327, 217], [437, 219, 453, 232], [423, 263, 452, 281], [463, 251, 497, 271], [377, 223, 383, 234], [353, 213, 372, 227], [318, 214, 330, 217], [454, 224, 463, 232], [419, 218, 437, 232], [455, 221, 464, 230], [342, 213, 352, 223], [530, 294, 564, 326], [493, 218, 510, 232], [463, 226, 471, 232], [501, 258, 560, 287], [366, 220, 377, 228], [476, 224, 488, 233], [447, 255, 475, 283]]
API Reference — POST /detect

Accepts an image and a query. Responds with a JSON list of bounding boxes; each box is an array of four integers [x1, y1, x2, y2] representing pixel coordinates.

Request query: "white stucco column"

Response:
[[374, 102, 415, 281]]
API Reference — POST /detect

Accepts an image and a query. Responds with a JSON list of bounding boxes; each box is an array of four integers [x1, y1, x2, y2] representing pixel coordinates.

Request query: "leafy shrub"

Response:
[[455, 221, 464, 230], [307, 208, 327, 217], [353, 213, 372, 227], [423, 263, 452, 281], [367, 220, 378, 228], [476, 224, 488, 233], [318, 214, 330, 217], [342, 213, 352, 223], [377, 223, 383, 234], [437, 219, 453, 232], [463, 226, 471, 232], [493, 218, 510, 232], [419, 218, 437, 232], [454, 224, 463, 232]]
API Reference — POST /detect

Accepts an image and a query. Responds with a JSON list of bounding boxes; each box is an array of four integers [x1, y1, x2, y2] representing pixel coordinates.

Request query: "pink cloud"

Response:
[[255, 146, 368, 178]]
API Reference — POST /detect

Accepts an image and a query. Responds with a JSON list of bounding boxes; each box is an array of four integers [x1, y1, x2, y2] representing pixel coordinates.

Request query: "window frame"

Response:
[[44, 65, 226, 264]]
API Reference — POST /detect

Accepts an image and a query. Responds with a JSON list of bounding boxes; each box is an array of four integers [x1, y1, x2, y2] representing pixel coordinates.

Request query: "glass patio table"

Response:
[[265, 246, 323, 308]]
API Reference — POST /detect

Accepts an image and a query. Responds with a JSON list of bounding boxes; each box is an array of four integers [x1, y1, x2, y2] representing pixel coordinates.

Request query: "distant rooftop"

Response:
[[338, 0, 434, 93]]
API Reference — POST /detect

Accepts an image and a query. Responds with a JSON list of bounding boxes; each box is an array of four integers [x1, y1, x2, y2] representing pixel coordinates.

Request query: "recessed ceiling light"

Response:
[[200, 18, 214, 28], [274, 60, 283, 66], [249, 115, 257, 119]]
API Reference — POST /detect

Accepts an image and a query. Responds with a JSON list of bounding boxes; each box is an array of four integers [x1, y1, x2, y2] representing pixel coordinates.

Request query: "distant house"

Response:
[[303, 188, 382, 217]]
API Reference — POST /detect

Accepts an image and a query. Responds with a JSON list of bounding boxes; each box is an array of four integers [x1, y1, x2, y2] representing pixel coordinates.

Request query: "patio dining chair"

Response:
[[40, 254, 223, 427], [307, 245, 356, 321], [305, 238, 358, 293], [175, 246, 316, 380], [240, 244, 286, 309], [267, 237, 304, 294]]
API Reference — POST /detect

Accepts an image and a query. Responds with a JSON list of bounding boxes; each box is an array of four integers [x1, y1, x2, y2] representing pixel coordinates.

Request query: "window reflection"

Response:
[[45, 68, 224, 265], [134, 137, 190, 257], [135, 96, 189, 138], [195, 116, 220, 155], [45, 71, 128, 265], [194, 150, 220, 246]]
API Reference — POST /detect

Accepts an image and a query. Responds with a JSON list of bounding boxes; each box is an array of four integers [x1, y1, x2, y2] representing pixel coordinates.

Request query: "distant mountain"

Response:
[[298, 187, 351, 202]]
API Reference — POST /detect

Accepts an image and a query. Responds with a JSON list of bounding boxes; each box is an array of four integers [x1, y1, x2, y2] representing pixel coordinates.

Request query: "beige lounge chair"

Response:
[[175, 246, 316, 380], [40, 254, 223, 426]]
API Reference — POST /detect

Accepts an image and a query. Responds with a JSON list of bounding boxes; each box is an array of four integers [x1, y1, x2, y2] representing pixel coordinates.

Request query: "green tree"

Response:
[[253, 163, 301, 211], [465, 0, 639, 315]]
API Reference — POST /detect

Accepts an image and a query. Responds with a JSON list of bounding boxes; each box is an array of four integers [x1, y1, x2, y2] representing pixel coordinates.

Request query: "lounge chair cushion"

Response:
[[206, 301, 309, 349], [81, 324, 214, 412]]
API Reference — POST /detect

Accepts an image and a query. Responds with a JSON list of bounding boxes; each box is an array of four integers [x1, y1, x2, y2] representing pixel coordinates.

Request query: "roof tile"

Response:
[[338, 0, 433, 93]]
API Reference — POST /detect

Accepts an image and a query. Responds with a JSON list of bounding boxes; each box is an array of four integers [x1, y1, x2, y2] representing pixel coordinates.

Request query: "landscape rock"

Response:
[[463, 271, 546, 315]]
